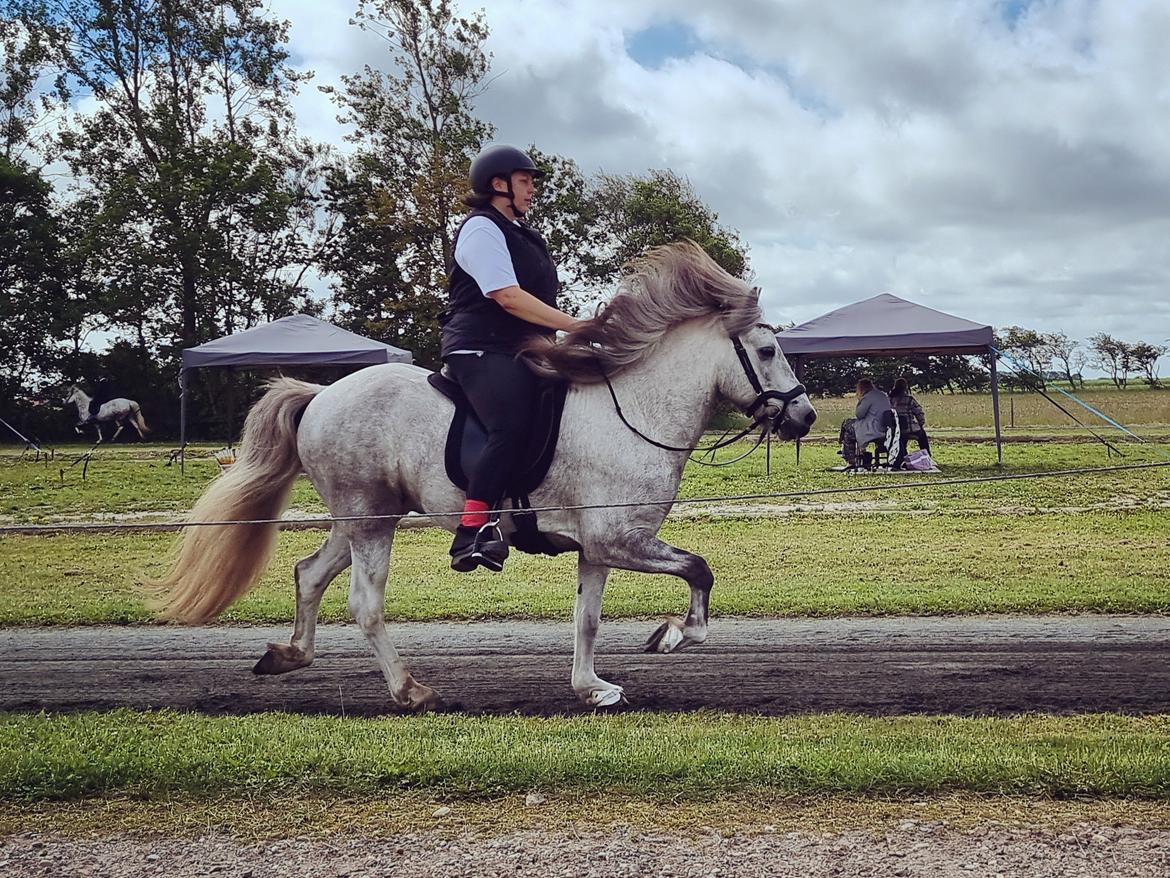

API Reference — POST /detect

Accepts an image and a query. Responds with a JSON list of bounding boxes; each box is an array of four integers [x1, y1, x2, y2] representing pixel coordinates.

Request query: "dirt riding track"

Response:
[[3, 616, 1169, 715]]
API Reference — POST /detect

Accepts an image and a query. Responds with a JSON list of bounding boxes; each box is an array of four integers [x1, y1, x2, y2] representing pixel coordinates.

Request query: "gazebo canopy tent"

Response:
[[775, 294, 1002, 463], [180, 314, 412, 467]]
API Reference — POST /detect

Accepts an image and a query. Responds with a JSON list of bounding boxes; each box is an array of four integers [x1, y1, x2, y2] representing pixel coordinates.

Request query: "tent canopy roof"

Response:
[[775, 293, 993, 359], [182, 314, 412, 369]]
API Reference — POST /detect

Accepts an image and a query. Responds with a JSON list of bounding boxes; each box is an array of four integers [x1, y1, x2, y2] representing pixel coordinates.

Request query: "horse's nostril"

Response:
[[804, 410, 817, 426]]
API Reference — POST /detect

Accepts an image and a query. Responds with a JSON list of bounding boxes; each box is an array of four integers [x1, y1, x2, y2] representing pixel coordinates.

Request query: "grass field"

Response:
[[3, 440, 1169, 521], [1, 438, 1168, 623], [3, 391, 1169, 822], [2, 510, 1167, 624], [801, 386, 1169, 435], [3, 710, 1167, 802]]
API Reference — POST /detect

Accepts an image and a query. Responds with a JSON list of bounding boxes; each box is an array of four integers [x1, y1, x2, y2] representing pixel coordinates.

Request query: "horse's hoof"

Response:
[[409, 690, 445, 714], [590, 687, 626, 709], [399, 679, 445, 714], [252, 643, 311, 675], [645, 617, 686, 653]]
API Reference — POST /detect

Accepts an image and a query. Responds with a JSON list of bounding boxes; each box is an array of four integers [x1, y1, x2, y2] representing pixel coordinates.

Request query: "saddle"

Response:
[[426, 370, 570, 556]]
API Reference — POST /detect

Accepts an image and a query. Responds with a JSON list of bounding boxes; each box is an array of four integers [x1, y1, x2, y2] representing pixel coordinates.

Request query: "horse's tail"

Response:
[[131, 402, 150, 433], [146, 378, 322, 624]]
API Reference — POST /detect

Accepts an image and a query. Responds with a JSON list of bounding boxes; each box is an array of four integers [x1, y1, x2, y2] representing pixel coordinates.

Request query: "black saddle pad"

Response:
[[426, 370, 568, 498]]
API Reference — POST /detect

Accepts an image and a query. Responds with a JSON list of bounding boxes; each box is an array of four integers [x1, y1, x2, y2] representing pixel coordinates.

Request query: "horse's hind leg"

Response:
[[254, 528, 351, 675], [110, 421, 124, 442], [348, 524, 444, 713]]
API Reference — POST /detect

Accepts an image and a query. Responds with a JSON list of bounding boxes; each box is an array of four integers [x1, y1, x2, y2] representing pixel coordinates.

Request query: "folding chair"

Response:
[[860, 409, 902, 470]]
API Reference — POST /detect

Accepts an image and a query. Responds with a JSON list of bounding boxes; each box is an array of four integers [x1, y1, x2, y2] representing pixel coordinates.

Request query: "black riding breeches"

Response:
[[444, 352, 540, 507]]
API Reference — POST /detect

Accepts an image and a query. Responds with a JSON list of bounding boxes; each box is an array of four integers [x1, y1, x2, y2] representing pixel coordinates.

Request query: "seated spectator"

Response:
[[837, 377, 892, 467], [889, 377, 930, 453]]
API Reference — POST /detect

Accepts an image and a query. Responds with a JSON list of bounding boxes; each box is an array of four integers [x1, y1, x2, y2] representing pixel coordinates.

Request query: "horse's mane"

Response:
[[522, 241, 762, 382]]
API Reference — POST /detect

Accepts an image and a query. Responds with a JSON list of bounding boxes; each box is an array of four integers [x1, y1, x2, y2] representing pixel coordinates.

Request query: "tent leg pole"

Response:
[[990, 353, 1003, 466], [180, 369, 188, 476], [794, 357, 804, 465]]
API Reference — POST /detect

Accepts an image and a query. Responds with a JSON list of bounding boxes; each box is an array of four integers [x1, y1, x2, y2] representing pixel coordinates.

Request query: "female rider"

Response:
[[441, 144, 580, 572]]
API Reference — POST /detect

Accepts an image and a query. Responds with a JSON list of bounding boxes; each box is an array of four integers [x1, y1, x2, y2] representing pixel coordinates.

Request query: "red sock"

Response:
[[461, 499, 490, 528]]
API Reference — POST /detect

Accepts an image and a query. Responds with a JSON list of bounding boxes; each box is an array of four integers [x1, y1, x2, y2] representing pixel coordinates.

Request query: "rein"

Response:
[[601, 373, 766, 455], [600, 333, 807, 465]]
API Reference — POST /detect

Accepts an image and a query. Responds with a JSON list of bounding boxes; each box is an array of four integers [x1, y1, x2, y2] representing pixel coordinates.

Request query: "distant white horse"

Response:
[[150, 243, 817, 712], [64, 385, 150, 443]]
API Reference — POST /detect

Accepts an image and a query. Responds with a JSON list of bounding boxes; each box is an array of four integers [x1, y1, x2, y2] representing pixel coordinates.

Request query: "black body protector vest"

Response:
[[440, 209, 560, 358]]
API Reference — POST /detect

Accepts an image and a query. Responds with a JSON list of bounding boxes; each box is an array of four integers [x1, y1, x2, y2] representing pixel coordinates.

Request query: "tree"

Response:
[[797, 355, 988, 397], [588, 169, 749, 286], [995, 325, 1049, 390], [1128, 341, 1167, 388], [522, 146, 602, 311], [1089, 332, 1132, 389], [1044, 331, 1085, 389], [0, 14, 73, 400], [21, 0, 327, 354], [322, 0, 493, 367], [0, 12, 68, 162], [322, 3, 748, 365], [0, 155, 67, 400]]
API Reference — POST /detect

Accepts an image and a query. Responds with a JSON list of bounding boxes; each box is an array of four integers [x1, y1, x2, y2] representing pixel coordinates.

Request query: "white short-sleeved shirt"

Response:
[[448, 216, 521, 357], [454, 216, 519, 296]]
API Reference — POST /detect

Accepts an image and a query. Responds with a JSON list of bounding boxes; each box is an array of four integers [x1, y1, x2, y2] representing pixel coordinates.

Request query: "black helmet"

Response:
[[469, 144, 544, 196]]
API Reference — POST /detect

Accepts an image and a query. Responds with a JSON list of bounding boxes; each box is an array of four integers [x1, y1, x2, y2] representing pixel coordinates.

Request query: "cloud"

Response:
[[70, 0, 1170, 365]]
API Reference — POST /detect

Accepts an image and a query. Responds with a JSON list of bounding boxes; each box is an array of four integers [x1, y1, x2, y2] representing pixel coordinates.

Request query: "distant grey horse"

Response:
[[149, 243, 817, 712], [64, 385, 150, 443]]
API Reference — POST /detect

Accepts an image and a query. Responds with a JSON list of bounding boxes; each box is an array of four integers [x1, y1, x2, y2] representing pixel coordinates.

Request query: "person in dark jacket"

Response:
[[441, 144, 582, 573], [87, 374, 118, 422], [889, 377, 930, 452]]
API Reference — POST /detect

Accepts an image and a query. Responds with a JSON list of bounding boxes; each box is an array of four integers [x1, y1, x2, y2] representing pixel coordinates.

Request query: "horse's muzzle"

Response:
[[773, 405, 816, 440]]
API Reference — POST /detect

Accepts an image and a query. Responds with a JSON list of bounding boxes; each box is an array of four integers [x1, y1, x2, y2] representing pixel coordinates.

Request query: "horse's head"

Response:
[[720, 323, 817, 440], [63, 384, 82, 404]]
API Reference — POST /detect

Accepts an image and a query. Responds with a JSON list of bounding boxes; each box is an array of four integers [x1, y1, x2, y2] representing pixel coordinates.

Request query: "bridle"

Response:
[[730, 333, 807, 428], [601, 329, 807, 463]]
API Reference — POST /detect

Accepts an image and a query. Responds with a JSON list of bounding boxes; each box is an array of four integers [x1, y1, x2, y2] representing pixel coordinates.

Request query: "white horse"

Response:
[[64, 385, 150, 443], [150, 243, 817, 712]]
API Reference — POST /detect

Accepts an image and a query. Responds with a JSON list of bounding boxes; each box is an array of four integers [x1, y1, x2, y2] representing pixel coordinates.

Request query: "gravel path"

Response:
[[3, 823, 1169, 877]]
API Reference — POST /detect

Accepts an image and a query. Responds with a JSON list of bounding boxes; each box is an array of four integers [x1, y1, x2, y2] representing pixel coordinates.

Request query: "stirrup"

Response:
[[450, 520, 509, 573]]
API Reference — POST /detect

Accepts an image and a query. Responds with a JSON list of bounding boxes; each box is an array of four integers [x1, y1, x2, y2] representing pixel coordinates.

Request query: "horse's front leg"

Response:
[[570, 559, 624, 707], [109, 421, 124, 442], [589, 529, 712, 655]]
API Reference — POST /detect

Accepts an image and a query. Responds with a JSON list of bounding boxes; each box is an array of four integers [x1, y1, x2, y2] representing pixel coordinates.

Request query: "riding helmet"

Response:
[[469, 145, 544, 195]]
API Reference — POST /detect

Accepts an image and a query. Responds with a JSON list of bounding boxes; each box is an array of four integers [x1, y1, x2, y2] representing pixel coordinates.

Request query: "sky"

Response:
[[56, 0, 1170, 364], [269, 0, 1170, 359]]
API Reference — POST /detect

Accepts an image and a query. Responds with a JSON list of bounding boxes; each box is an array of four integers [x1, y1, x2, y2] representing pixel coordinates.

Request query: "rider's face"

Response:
[[494, 171, 536, 214]]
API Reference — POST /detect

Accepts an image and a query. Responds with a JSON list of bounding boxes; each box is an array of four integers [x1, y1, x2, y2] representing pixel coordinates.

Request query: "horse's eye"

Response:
[[758, 346, 776, 360]]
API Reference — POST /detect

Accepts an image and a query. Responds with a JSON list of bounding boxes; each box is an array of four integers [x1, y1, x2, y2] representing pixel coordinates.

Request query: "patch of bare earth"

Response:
[[3, 822, 1169, 877]]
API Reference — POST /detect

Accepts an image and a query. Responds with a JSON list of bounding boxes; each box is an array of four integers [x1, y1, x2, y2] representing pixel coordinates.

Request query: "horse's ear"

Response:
[[750, 286, 761, 301]]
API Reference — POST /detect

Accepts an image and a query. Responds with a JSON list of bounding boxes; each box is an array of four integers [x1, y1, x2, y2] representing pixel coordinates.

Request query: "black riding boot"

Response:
[[449, 520, 509, 573]]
